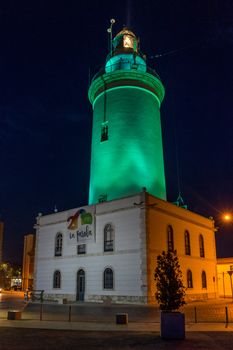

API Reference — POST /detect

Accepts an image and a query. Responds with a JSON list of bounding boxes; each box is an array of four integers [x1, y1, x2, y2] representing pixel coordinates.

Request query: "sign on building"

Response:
[[66, 207, 95, 244]]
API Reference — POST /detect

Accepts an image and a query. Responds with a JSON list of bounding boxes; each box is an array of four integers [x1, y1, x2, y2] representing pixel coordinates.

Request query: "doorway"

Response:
[[77, 269, 85, 301]]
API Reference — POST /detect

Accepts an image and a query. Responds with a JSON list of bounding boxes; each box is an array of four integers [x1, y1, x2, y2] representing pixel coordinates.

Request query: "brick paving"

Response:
[[0, 327, 233, 350]]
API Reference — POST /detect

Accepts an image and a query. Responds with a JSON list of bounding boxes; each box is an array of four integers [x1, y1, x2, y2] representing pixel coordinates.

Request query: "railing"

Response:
[[182, 303, 233, 325], [90, 62, 161, 84], [24, 289, 44, 302]]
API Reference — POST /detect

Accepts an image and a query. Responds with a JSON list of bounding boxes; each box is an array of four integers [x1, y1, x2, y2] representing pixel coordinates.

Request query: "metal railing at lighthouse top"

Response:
[[89, 61, 162, 86]]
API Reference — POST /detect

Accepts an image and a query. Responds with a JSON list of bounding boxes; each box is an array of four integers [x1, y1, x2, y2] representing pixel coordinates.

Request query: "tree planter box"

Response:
[[160, 311, 185, 339], [7, 310, 22, 320]]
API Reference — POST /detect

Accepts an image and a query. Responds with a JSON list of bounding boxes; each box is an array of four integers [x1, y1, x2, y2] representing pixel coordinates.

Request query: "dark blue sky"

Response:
[[1, 0, 232, 264]]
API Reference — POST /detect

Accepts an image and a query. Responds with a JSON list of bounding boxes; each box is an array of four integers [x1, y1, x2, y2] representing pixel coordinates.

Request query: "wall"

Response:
[[146, 193, 217, 303], [22, 234, 36, 290], [0, 222, 4, 263], [217, 258, 233, 299], [34, 193, 147, 303], [89, 76, 166, 204]]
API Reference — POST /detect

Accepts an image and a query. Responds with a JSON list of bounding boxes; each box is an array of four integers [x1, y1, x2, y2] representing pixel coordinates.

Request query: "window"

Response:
[[101, 123, 108, 142], [167, 225, 174, 252], [98, 194, 107, 203], [104, 268, 114, 289], [199, 234, 205, 258], [53, 270, 61, 288], [202, 271, 207, 289], [104, 223, 114, 252], [55, 233, 63, 256], [77, 244, 86, 255], [184, 230, 191, 255], [187, 270, 193, 288]]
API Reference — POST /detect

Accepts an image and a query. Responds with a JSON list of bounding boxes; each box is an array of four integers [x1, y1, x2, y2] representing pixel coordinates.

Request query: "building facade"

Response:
[[217, 258, 233, 299], [22, 234, 36, 290], [0, 221, 4, 264], [34, 190, 217, 303]]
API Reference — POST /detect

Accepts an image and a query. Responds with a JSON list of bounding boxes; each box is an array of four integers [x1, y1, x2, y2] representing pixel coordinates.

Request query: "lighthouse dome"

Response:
[[105, 27, 146, 74]]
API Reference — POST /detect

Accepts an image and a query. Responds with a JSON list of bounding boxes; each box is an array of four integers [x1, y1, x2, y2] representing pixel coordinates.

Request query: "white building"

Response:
[[34, 193, 146, 303], [34, 191, 217, 303]]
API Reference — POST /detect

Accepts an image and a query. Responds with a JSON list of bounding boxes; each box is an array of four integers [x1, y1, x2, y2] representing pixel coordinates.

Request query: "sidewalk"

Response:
[[0, 318, 233, 332]]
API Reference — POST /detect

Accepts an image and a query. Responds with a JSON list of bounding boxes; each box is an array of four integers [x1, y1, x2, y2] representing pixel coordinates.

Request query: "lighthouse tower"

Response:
[[88, 28, 166, 204]]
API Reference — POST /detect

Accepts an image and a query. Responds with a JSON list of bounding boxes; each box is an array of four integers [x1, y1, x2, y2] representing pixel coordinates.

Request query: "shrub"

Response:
[[154, 250, 186, 311]]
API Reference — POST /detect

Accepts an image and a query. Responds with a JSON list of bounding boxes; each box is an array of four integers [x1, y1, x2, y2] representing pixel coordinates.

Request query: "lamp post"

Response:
[[227, 271, 233, 302]]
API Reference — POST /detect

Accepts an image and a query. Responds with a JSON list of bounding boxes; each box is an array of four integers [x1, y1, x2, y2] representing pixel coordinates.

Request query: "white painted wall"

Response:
[[34, 194, 145, 302]]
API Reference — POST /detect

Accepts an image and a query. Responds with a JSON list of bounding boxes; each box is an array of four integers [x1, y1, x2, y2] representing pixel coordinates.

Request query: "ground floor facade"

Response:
[[34, 191, 218, 304], [217, 257, 233, 299]]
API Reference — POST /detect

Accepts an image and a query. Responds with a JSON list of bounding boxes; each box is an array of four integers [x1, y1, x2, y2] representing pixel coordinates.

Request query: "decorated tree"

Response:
[[0, 262, 13, 289], [154, 250, 186, 311], [0, 262, 22, 289]]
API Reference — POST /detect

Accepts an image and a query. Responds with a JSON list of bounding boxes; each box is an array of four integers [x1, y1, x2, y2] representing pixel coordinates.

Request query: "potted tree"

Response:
[[154, 250, 186, 339]]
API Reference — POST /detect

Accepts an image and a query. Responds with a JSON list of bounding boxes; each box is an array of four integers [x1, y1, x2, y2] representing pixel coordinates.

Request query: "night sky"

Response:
[[1, 0, 232, 264]]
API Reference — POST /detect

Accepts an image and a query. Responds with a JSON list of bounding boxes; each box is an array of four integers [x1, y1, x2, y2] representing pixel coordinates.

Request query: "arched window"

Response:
[[103, 268, 114, 289], [104, 223, 114, 252], [184, 230, 191, 255], [53, 270, 61, 288], [55, 233, 63, 256], [187, 270, 193, 288], [202, 271, 207, 289], [199, 234, 205, 258], [167, 225, 174, 252]]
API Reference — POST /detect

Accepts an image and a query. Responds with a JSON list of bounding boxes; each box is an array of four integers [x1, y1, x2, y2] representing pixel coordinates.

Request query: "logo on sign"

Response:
[[67, 209, 92, 230], [67, 209, 94, 243]]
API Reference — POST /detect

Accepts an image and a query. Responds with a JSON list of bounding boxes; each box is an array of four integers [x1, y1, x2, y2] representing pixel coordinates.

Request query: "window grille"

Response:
[[167, 225, 174, 252], [199, 234, 205, 258], [104, 223, 114, 252], [184, 230, 191, 255], [187, 270, 193, 288], [77, 244, 86, 255], [53, 270, 61, 288], [202, 271, 207, 289], [55, 233, 63, 256], [104, 268, 113, 289]]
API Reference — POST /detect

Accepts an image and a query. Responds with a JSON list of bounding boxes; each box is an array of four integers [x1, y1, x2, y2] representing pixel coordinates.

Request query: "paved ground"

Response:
[[17, 299, 233, 324], [1, 293, 233, 349], [0, 327, 233, 350]]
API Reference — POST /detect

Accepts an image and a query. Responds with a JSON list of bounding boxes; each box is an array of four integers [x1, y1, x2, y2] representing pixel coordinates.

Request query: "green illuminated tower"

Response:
[[88, 28, 166, 204]]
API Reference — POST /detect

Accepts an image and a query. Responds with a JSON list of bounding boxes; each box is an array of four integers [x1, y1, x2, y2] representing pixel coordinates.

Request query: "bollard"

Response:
[[68, 305, 72, 322], [40, 303, 43, 321], [194, 307, 197, 323], [116, 313, 128, 325], [225, 306, 228, 328], [7, 310, 22, 320]]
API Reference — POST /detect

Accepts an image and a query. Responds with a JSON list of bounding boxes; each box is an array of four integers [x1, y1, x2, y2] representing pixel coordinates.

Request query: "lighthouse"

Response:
[[34, 27, 218, 305], [88, 28, 166, 204]]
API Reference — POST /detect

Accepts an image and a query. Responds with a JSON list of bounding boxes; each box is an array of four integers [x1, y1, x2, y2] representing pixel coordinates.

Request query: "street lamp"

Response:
[[223, 213, 232, 222], [227, 271, 233, 302]]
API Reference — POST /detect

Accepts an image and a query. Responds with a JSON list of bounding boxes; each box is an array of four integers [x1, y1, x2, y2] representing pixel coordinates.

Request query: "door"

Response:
[[77, 269, 85, 301]]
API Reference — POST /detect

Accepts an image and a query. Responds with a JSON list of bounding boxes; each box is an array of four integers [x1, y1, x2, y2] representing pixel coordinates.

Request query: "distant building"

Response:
[[0, 221, 4, 263], [217, 258, 233, 299], [22, 234, 36, 290]]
